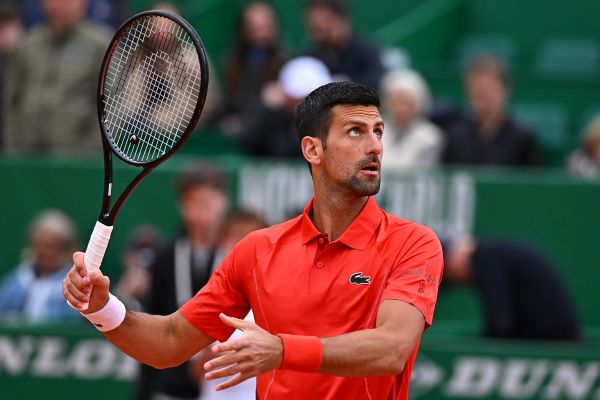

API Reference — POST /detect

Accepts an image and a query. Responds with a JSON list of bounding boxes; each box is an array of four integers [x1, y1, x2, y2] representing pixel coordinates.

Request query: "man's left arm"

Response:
[[319, 299, 424, 376], [204, 300, 424, 390], [204, 226, 443, 390]]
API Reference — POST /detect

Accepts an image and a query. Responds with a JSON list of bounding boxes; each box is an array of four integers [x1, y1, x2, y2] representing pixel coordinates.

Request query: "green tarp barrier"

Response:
[[2, 323, 599, 399]]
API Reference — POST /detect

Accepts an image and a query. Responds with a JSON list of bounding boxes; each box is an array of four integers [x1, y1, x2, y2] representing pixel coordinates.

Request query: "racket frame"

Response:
[[95, 10, 209, 226]]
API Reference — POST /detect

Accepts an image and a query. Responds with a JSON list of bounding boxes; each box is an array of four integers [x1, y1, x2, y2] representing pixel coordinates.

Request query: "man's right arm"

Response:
[[63, 252, 214, 369]]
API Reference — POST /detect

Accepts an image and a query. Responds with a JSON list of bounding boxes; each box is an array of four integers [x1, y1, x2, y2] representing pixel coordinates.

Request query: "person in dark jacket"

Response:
[[442, 235, 580, 341], [442, 54, 542, 167], [304, 0, 385, 90], [136, 164, 230, 400]]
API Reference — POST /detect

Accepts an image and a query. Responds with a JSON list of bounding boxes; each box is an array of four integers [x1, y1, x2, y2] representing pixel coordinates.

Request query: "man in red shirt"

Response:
[[63, 82, 443, 399]]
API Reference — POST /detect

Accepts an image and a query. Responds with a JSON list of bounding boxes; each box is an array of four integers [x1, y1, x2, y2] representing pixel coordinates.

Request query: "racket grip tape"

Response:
[[84, 221, 114, 273]]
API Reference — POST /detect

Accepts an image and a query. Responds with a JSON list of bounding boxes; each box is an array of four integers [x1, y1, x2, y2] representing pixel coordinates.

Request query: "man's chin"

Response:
[[346, 176, 380, 196]]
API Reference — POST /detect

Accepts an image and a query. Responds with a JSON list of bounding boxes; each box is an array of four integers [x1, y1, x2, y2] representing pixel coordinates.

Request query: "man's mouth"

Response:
[[359, 162, 380, 176]]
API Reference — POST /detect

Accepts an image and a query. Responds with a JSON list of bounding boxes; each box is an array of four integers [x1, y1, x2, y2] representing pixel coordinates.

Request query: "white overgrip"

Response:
[[74, 221, 113, 311], [84, 221, 114, 273]]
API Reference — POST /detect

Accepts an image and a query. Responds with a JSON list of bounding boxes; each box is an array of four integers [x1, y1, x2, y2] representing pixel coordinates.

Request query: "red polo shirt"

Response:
[[180, 196, 443, 399]]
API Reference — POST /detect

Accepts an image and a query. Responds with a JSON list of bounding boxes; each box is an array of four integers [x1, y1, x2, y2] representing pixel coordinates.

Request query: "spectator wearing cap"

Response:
[[0, 210, 80, 323], [380, 69, 444, 170], [235, 56, 331, 157], [136, 163, 230, 400]]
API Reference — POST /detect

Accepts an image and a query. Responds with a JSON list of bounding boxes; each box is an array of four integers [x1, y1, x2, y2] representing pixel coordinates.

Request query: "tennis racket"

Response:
[[78, 10, 208, 309]]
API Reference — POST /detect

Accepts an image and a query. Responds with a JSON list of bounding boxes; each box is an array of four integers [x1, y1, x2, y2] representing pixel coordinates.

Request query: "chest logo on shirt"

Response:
[[349, 272, 371, 285]]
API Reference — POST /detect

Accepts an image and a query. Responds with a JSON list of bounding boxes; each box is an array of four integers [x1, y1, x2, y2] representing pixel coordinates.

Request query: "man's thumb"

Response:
[[85, 271, 111, 313]]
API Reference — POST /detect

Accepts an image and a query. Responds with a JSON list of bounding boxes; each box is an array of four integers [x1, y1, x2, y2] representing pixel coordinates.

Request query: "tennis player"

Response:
[[63, 81, 443, 399]]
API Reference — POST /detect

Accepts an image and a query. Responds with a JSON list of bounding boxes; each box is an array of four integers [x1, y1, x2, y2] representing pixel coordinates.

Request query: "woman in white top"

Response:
[[380, 69, 444, 170]]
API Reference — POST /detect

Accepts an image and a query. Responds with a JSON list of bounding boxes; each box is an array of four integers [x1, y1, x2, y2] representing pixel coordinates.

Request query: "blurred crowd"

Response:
[[0, 0, 593, 399], [0, 0, 598, 175]]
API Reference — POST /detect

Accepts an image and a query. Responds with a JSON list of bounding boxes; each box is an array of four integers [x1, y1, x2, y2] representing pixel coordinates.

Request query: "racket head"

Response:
[[97, 10, 209, 166]]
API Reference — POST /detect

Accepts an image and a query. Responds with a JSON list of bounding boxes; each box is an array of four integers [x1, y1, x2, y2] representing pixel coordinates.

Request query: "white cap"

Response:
[[278, 56, 332, 99]]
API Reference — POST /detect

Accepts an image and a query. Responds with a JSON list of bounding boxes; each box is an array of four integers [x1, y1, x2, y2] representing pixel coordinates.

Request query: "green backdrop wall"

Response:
[[1, 157, 599, 330]]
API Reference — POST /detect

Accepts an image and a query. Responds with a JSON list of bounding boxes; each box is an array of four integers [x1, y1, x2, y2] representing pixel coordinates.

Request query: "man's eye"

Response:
[[348, 128, 360, 137], [375, 129, 383, 139]]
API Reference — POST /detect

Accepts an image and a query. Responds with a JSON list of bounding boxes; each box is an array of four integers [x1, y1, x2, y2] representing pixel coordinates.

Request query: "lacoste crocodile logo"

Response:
[[349, 272, 371, 285]]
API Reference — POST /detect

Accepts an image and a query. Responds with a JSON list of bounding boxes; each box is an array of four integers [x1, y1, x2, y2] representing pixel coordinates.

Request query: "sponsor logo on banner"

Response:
[[238, 165, 475, 237], [0, 335, 137, 380], [411, 354, 600, 399]]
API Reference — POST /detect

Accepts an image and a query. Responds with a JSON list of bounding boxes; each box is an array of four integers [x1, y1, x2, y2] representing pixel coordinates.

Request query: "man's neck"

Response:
[[188, 232, 216, 249], [476, 109, 506, 137], [311, 184, 368, 241], [49, 22, 79, 40]]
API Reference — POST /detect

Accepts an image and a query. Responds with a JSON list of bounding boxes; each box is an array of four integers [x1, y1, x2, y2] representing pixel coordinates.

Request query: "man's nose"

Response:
[[366, 131, 383, 155]]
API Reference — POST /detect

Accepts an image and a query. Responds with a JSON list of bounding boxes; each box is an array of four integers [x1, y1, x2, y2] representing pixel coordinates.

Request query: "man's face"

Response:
[[32, 231, 69, 274], [180, 186, 228, 239], [466, 71, 507, 120], [385, 89, 417, 127], [42, 0, 87, 34], [321, 104, 384, 196], [305, 6, 347, 47], [243, 3, 278, 47]]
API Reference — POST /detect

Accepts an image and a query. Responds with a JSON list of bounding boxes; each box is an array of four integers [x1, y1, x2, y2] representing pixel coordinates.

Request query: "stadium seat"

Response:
[[455, 34, 517, 70], [512, 102, 570, 149], [534, 37, 600, 77]]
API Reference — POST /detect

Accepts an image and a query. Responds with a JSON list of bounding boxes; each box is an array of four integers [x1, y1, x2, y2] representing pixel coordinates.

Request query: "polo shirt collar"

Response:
[[300, 196, 382, 250]]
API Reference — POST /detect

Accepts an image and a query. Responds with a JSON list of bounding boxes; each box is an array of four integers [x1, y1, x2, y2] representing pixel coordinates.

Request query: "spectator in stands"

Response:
[[136, 163, 230, 400], [0, 5, 22, 149], [192, 208, 266, 400], [20, 0, 127, 28], [150, 1, 222, 125], [567, 115, 600, 177], [441, 235, 580, 342], [114, 225, 163, 311], [235, 56, 331, 157], [219, 1, 286, 136], [304, 0, 385, 90], [380, 69, 444, 170], [0, 210, 80, 323], [443, 54, 542, 167], [3, 0, 112, 155], [213, 208, 266, 265]]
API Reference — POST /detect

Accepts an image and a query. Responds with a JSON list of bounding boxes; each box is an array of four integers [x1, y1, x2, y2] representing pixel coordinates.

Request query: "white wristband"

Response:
[[81, 293, 126, 332]]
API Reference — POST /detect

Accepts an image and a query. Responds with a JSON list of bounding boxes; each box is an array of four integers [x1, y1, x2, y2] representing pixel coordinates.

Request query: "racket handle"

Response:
[[84, 221, 114, 273], [77, 221, 113, 311]]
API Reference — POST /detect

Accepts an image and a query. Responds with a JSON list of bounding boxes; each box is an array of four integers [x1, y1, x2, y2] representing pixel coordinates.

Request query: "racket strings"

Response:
[[103, 15, 202, 162]]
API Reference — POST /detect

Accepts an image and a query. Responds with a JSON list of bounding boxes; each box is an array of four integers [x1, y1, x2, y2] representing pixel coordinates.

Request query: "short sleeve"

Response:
[[381, 226, 444, 327], [179, 243, 251, 342]]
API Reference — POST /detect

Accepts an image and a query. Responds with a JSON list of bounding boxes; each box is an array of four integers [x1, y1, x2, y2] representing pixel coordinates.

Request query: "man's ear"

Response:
[[301, 136, 323, 168]]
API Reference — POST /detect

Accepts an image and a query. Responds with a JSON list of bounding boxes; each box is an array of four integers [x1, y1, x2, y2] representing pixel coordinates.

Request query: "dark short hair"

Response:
[[295, 81, 380, 146], [305, 0, 348, 17], [465, 53, 510, 87], [224, 208, 266, 233], [174, 163, 229, 198]]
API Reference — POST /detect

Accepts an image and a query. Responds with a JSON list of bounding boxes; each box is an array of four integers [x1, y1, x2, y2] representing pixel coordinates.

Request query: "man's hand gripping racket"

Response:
[[65, 10, 209, 311]]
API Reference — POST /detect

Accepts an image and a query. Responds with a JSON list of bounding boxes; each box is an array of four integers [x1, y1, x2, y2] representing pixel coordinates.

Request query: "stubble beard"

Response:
[[345, 157, 381, 196], [345, 174, 380, 196]]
